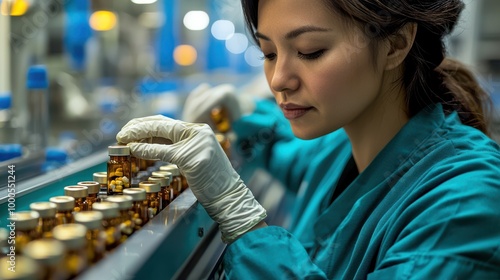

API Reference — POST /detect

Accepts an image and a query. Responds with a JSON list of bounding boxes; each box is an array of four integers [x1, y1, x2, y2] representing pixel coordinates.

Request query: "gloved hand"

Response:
[[182, 83, 256, 125], [116, 115, 267, 243]]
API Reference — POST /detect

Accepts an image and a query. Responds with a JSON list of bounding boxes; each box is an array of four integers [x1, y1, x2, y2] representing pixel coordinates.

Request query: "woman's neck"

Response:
[[344, 74, 409, 173]]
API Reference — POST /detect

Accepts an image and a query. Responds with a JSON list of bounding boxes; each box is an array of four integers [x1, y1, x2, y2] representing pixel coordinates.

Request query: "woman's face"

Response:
[[257, 0, 390, 139]]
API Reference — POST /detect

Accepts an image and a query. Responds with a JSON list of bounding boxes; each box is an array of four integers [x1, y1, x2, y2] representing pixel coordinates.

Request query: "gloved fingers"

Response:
[[205, 84, 242, 121], [120, 115, 172, 131], [182, 98, 213, 123], [189, 83, 212, 100], [182, 84, 238, 123], [117, 119, 206, 144], [182, 83, 213, 122], [127, 142, 175, 163], [117, 119, 169, 143]]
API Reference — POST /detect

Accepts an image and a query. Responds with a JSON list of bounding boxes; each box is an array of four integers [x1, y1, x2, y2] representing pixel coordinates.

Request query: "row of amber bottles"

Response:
[[4, 192, 152, 280], [106, 145, 188, 195], [0, 148, 190, 279], [5, 214, 94, 279]]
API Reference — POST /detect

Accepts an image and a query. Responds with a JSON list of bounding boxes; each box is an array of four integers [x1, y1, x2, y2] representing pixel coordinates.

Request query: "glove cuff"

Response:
[[199, 183, 267, 244], [220, 204, 267, 244]]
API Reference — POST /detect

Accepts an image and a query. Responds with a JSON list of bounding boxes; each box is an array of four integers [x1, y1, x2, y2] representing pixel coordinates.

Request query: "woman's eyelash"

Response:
[[260, 50, 325, 61], [298, 50, 325, 60], [260, 53, 277, 61]]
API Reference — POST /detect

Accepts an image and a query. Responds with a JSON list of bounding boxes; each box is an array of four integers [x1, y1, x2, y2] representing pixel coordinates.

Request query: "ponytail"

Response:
[[435, 58, 492, 135]]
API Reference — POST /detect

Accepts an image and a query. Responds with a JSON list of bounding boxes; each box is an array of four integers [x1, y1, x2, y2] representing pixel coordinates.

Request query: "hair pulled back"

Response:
[[242, 0, 492, 134]]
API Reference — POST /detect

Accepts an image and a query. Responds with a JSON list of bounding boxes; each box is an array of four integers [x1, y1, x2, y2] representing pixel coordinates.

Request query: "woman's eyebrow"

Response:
[[255, 25, 332, 41]]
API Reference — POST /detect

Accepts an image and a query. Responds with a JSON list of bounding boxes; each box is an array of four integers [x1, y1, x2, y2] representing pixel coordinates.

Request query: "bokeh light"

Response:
[[225, 33, 248, 54], [1, 0, 29, 16], [90, 11, 117, 31], [211, 20, 235, 40], [174, 45, 197, 66], [245, 46, 264, 67], [183, 11, 209, 31], [131, 0, 157, 4]]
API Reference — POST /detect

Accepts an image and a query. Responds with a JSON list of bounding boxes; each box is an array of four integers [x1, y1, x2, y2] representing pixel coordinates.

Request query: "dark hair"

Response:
[[241, 0, 492, 135]]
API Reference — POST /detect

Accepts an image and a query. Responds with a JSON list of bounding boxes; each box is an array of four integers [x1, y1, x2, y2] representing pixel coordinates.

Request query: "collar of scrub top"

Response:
[[313, 103, 447, 243]]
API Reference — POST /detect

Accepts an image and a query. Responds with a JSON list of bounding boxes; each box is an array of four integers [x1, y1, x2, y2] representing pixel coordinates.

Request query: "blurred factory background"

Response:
[[0, 0, 499, 182]]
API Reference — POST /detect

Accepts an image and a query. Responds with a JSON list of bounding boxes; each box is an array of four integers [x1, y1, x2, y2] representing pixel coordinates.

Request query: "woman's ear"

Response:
[[385, 23, 418, 71]]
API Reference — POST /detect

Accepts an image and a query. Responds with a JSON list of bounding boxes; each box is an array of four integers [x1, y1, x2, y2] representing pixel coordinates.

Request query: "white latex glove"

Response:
[[182, 83, 256, 125], [116, 115, 267, 243]]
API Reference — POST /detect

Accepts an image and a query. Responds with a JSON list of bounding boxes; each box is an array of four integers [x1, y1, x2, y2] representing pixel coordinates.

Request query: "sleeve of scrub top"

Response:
[[224, 226, 328, 279], [232, 99, 335, 193], [368, 155, 500, 279]]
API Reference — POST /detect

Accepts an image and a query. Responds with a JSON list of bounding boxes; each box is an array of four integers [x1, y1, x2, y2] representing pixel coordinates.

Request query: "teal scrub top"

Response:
[[225, 100, 500, 279]]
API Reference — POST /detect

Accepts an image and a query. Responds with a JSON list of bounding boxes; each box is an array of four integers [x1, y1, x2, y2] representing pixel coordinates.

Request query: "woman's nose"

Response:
[[269, 57, 299, 94]]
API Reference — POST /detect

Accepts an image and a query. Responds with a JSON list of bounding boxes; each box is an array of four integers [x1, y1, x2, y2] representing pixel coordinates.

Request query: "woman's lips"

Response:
[[280, 103, 313, 120]]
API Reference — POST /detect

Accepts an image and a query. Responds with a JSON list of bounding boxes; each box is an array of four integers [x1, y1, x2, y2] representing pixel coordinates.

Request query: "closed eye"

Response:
[[261, 53, 277, 61], [298, 49, 325, 60]]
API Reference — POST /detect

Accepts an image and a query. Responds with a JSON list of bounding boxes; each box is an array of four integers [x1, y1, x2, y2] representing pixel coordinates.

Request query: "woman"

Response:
[[117, 0, 500, 278]]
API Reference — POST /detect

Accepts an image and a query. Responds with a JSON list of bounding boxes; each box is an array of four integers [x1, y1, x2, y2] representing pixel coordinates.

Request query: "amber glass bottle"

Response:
[[138, 181, 161, 219], [93, 171, 108, 193], [123, 188, 148, 231], [107, 145, 132, 195], [29, 201, 57, 238], [148, 175, 171, 210], [50, 196, 75, 225], [211, 106, 232, 158], [92, 202, 122, 250], [10, 211, 40, 254], [23, 238, 66, 280], [159, 164, 184, 196], [152, 171, 174, 204], [106, 195, 135, 242], [77, 181, 101, 209], [52, 224, 88, 278], [64, 185, 89, 212], [0, 256, 39, 280], [74, 211, 106, 264]]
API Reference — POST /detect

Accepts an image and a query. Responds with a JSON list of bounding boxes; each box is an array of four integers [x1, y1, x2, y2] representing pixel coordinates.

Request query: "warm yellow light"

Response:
[[174, 45, 197, 66], [89, 11, 117, 31], [1, 0, 29, 16]]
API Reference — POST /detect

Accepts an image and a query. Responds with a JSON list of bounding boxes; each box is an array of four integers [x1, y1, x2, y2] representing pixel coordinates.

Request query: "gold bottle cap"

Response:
[[49, 196, 75, 211], [0, 256, 39, 280], [159, 164, 180, 176], [93, 171, 107, 184], [108, 145, 130, 156], [9, 211, 39, 231], [123, 188, 146, 201], [151, 171, 173, 184], [29, 202, 57, 218], [148, 176, 169, 187], [23, 239, 65, 265], [138, 181, 161, 193], [92, 202, 120, 218], [77, 181, 100, 194], [52, 224, 87, 250], [64, 185, 89, 198], [106, 195, 133, 210], [74, 211, 103, 230]]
